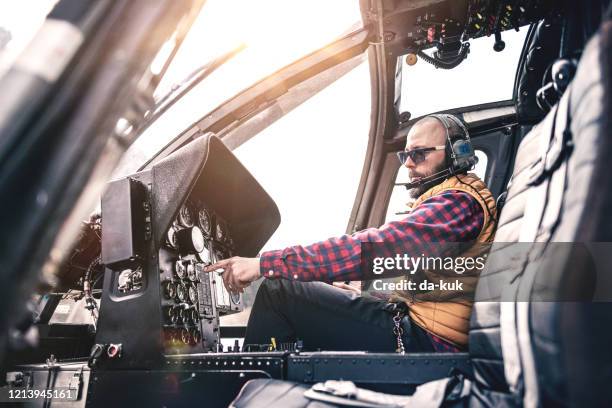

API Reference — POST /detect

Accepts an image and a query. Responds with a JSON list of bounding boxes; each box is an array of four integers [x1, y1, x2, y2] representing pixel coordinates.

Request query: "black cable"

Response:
[[83, 255, 101, 328], [396, 168, 454, 190], [417, 42, 471, 70]]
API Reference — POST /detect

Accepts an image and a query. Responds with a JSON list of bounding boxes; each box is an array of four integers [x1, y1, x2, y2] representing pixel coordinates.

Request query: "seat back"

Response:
[[467, 18, 612, 407]]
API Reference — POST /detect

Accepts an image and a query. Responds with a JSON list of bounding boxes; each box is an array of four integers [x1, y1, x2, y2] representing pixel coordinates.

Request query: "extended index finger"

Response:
[[203, 258, 231, 273]]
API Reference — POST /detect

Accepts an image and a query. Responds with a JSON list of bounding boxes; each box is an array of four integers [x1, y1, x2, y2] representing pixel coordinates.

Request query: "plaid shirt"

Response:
[[259, 190, 483, 352], [260, 191, 484, 282]]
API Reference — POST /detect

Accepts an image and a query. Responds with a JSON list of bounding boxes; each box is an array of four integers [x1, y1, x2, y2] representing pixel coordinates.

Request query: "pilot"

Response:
[[205, 114, 497, 352]]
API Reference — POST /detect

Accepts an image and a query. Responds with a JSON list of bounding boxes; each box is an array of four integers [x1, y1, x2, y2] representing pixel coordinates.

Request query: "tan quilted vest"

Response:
[[391, 173, 497, 347]]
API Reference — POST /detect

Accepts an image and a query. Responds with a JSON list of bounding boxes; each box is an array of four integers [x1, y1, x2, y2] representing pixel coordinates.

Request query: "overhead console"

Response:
[[96, 133, 280, 369], [369, 0, 558, 60]]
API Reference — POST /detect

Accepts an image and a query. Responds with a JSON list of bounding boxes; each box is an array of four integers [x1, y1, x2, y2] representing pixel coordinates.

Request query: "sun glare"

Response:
[[156, 0, 362, 93], [0, 0, 57, 76]]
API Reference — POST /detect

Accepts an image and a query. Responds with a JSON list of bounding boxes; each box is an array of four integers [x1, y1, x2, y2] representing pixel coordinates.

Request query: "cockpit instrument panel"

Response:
[[97, 134, 279, 369], [159, 200, 241, 354]]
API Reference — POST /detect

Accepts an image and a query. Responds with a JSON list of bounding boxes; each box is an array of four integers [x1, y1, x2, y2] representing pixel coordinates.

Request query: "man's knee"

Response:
[[252, 278, 290, 309], [255, 278, 282, 298], [252, 279, 315, 312], [256, 278, 302, 297]]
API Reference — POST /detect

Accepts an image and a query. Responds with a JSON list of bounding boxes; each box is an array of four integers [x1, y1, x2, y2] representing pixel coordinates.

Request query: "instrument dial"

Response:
[[180, 328, 191, 345], [178, 204, 194, 228], [174, 261, 186, 279], [162, 281, 176, 300], [176, 283, 187, 302], [166, 227, 178, 249], [214, 249, 226, 263], [198, 209, 212, 236], [163, 306, 174, 324], [190, 328, 202, 344], [188, 284, 198, 304], [164, 328, 178, 345], [170, 306, 181, 324], [187, 262, 197, 282], [215, 220, 225, 242], [190, 308, 199, 324]]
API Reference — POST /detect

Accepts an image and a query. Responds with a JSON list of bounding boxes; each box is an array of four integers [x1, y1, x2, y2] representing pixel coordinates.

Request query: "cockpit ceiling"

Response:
[[366, 0, 556, 57]]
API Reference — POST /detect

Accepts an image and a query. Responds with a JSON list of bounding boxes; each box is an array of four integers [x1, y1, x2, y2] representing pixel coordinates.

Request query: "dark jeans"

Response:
[[244, 279, 435, 352]]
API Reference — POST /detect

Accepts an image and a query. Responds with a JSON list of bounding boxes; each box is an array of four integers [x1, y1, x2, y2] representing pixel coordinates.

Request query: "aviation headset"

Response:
[[429, 113, 477, 174], [400, 114, 477, 190]]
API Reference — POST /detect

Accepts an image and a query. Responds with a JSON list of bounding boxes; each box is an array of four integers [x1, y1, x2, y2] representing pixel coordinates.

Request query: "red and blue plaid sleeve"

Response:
[[260, 191, 484, 282]]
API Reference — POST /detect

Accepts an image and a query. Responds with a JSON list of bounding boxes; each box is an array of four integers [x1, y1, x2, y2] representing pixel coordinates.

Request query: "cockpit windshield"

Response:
[[112, 0, 362, 180]]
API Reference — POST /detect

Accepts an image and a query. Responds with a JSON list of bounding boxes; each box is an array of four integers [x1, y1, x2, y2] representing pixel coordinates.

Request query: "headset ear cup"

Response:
[[452, 139, 476, 171], [427, 113, 474, 172]]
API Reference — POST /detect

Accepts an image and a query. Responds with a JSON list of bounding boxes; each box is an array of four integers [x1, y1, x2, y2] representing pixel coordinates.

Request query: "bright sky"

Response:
[[0, 0, 56, 75]]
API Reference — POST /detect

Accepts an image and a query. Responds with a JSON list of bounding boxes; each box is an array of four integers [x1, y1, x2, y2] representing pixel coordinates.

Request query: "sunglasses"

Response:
[[397, 145, 446, 165]]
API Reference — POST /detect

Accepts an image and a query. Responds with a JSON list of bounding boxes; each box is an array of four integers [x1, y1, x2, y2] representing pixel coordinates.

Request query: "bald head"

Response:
[[406, 117, 446, 149]]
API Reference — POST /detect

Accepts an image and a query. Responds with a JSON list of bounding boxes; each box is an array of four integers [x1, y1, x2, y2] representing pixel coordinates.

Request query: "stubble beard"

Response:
[[409, 161, 448, 199]]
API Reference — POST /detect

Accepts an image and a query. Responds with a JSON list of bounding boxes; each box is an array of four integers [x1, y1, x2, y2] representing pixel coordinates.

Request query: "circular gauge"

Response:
[[162, 281, 176, 300], [198, 209, 212, 236], [179, 327, 191, 344], [178, 205, 194, 228], [176, 283, 187, 302], [190, 328, 201, 344], [214, 249, 225, 262], [197, 246, 211, 265], [175, 226, 205, 254], [214, 249, 226, 263], [180, 328, 191, 345], [166, 227, 178, 249], [163, 306, 174, 324], [174, 261, 186, 279], [170, 306, 181, 324], [230, 292, 241, 306], [215, 220, 225, 242], [164, 328, 177, 344], [190, 308, 199, 324], [178, 307, 188, 324], [187, 262, 197, 281], [188, 284, 198, 304]]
